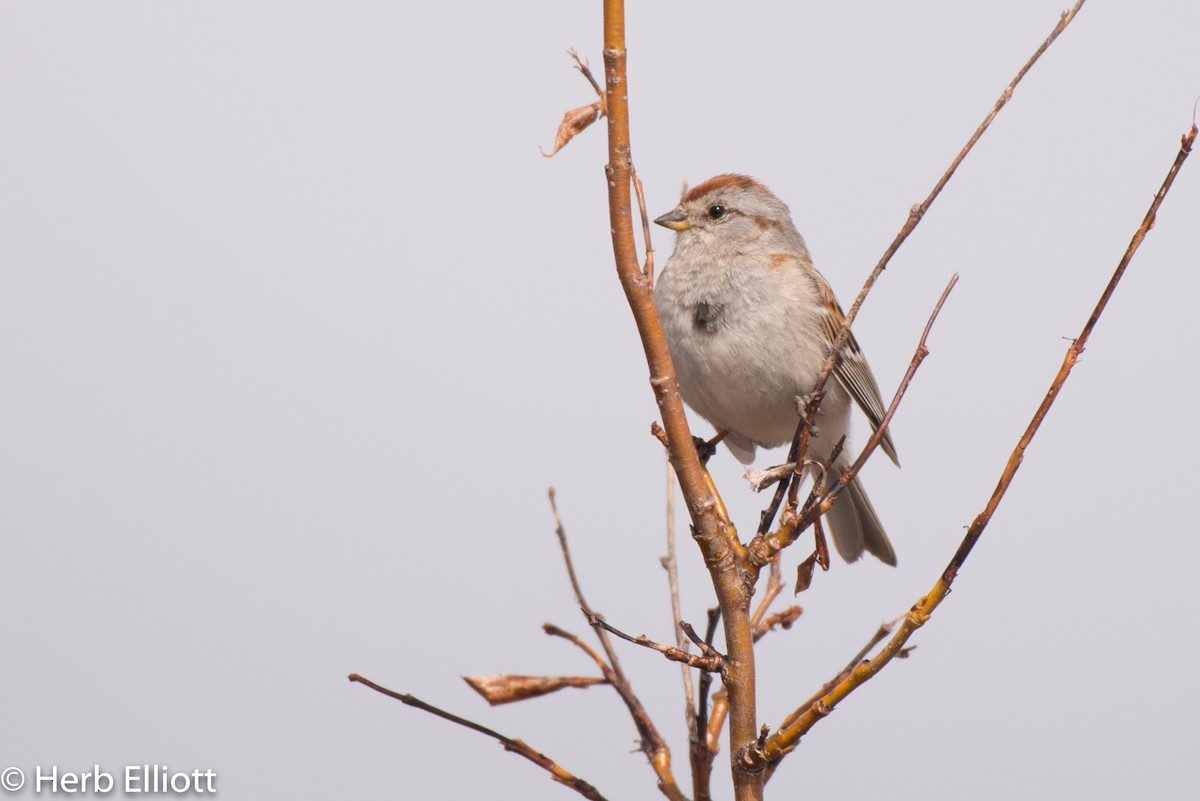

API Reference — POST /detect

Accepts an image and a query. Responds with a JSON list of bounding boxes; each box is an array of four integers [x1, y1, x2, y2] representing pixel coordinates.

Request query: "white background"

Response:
[[2, 2, 1197, 799]]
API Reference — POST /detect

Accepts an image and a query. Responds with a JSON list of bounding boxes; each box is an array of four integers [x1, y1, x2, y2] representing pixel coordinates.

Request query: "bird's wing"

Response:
[[814, 275, 900, 466]]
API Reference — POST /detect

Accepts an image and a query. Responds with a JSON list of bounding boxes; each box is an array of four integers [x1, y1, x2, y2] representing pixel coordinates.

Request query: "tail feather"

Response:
[[820, 471, 896, 566]]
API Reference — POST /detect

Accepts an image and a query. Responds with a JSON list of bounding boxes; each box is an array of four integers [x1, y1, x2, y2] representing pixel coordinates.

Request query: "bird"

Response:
[[653, 174, 898, 565]]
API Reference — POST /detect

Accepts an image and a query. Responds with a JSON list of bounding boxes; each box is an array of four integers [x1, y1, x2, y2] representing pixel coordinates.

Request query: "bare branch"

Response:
[[633, 167, 655, 279], [757, 0, 1089, 535], [570, 49, 605, 102], [754, 606, 804, 642], [944, 123, 1197, 576], [547, 494, 687, 801], [585, 610, 725, 673], [348, 674, 610, 801], [548, 489, 629, 684], [762, 122, 1196, 765], [659, 454, 698, 737], [600, 1, 760, 797], [694, 607, 722, 801], [543, 623, 613, 674]]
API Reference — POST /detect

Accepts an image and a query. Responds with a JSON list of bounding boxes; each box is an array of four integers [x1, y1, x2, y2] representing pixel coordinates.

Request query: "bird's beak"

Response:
[[654, 208, 691, 231]]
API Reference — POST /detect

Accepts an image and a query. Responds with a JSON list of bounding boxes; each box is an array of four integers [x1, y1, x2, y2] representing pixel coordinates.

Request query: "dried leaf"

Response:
[[813, 517, 830, 571], [462, 674, 607, 706], [794, 554, 817, 594], [541, 101, 604, 158]]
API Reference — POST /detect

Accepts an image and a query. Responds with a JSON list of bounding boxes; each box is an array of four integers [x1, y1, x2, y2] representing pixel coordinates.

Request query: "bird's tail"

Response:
[[819, 468, 896, 566]]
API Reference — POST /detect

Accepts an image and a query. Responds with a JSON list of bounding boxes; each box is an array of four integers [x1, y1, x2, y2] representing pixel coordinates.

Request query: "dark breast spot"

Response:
[[693, 301, 724, 333]]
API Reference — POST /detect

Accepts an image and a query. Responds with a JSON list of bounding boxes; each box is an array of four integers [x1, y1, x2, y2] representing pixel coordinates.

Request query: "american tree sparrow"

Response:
[[653, 174, 899, 565]]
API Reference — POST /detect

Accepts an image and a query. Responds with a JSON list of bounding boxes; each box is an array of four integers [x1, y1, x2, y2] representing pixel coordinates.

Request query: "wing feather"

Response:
[[814, 277, 899, 466]]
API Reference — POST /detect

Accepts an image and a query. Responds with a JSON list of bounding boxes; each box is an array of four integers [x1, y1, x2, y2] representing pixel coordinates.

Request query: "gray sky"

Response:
[[2, 2, 1197, 799]]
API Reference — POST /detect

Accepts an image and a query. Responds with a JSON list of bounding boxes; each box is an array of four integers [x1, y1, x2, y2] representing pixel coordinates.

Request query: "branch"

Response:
[[547, 492, 686, 801], [347, 674, 610, 801], [944, 122, 1197, 576], [585, 611, 725, 673], [762, 122, 1196, 764], [758, 0, 1089, 534], [694, 607, 722, 801], [659, 455, 699, 735], [549, 489, 629, 685], [600, 2, 760, 799]]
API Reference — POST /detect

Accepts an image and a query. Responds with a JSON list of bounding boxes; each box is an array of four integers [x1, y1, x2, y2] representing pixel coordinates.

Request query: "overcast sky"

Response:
[[2, 2, 1197, 800]]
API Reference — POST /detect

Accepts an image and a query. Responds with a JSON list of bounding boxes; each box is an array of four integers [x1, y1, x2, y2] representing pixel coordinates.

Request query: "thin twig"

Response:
[[755, 431, 801, 536], [694, 607, 722, 801], [773, 618, 900, 738], [754, 606, 804, 643], [548, 490, 686, 801], [696, 608, 721, 738], [943, 123, 1196, 577], [749, 555, 785, 631], [348, 674, 610, 801], [749, 555, 803, 645], [586, 611, 725, 673], [758, 0, 1089, 536], [660, 453, 698, 742], [569, 48, 605, 107], [834, 618, 901, 678], [549, 489, 629, 685], [543, 623, 613, 674], [633, 167, 655, 279], [762, 123, 1196, 767]]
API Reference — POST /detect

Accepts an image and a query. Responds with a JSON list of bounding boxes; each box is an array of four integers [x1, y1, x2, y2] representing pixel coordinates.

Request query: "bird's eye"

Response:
[[707, 205, 727, 220]]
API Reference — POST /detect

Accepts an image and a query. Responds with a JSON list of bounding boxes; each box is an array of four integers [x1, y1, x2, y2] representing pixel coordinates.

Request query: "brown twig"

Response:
[[758, 0, 1089, 536], [570, 48, 605, 106], [774, 618, 899, 738], [347, 674, 610, 801], [659, 454, 698, 741], [547, 492, 686, 801], [749, 555, 803, 643], [754, 426, 803, 536], [754, 606, 804, 643], [836, 618, 902, 678], [586, 611, 725, 673], [942, 124, 1194, 577], [633, 167, 655, 279], [548, 489, 629, 684], [695, 609, 722, 732], [600, 2, 760, 798], [749, 555, 785, 631], [761, 123, 1196, 766], [543, 623, 613, 674], [694, 607, 722, 801], [761, 619, 899, 785]]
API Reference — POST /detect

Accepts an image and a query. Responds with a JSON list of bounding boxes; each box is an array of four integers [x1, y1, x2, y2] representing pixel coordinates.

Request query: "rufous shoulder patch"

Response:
[[767, 253, 793, 270]]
